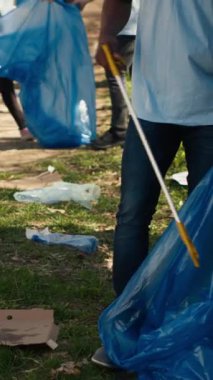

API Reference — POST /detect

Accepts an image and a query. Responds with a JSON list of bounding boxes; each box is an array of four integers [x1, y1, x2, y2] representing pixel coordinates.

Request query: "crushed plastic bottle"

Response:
[[26, 227, 98, 254], [74, 99, 92, 144], [14, 181, 101, 209], [0, 1, 16, 16]]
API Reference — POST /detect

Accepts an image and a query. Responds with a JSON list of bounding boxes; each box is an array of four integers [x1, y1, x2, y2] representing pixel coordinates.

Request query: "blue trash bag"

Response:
[[0, 0, 96, 148], [99, 168, 213, 380]]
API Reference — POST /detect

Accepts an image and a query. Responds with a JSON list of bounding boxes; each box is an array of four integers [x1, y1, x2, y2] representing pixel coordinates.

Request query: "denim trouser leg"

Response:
[[113, 119, 213, 295], [113, 119, 181, 295], [105, 35, 135, 139], [106, 71, 129, 139], [183, 125, 213, 193]]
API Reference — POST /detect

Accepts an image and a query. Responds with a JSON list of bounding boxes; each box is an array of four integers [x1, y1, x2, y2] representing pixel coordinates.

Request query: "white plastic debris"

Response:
[[14, 181, 101, 209], [171, 171, 188, 186], [26, 227, 98, 254], [47, 165, 55, 173]]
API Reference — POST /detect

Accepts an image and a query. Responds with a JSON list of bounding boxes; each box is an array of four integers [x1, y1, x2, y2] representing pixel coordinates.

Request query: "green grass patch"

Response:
[[0, 85, 188, 379]]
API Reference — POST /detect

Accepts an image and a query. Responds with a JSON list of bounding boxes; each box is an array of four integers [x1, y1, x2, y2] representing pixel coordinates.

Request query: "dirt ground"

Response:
[[0, 0, 107, 172]]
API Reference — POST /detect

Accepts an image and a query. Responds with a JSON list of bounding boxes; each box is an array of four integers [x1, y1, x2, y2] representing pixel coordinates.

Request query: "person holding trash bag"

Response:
[[1, 0, 95, 148], [92, 0, 139, 150], [46, 0, 139, 150], [91, 0, 213, 368]]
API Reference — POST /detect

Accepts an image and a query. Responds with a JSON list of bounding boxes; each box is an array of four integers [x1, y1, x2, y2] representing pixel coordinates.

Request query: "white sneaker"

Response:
[[91, 347, 120, 369]]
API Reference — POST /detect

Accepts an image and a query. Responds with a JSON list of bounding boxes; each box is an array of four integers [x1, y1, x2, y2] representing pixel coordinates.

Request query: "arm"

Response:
[[96, 0, 132, 68], [99, 0, 132, 42]]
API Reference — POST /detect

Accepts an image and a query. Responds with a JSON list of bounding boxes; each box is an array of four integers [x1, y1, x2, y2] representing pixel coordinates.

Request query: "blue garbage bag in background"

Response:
[[99, 168, 213, 380], [0, 0, 96, 148]]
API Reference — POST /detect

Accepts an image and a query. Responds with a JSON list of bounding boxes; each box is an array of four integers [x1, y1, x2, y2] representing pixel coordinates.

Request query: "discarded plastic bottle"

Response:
[[14, 181, 101, 209], [26, 227, 98, 254], [74, 99, 92, 144]]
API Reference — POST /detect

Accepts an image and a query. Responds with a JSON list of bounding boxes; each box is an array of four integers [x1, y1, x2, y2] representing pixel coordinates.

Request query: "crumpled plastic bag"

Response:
[[0, 0, 96, 148], [26, 227, 98, 254], [14, 181, 101, 209], [171, 171, 188, 186], [99, 168, 213, 380]]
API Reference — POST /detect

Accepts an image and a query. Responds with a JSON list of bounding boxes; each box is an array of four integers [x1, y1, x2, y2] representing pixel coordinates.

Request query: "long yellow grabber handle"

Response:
[[102, 44, 200, 268]]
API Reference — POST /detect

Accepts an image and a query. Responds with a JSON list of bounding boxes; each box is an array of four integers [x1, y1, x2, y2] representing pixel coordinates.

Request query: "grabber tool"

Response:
[[102, 44, 200, 268]]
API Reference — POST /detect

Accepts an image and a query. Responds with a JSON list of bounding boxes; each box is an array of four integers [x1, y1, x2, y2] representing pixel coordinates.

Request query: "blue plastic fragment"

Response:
[[28, 229, 98, 255]]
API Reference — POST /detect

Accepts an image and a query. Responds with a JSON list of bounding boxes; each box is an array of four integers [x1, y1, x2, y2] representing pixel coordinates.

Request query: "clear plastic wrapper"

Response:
[[14, 181, 101, 209]]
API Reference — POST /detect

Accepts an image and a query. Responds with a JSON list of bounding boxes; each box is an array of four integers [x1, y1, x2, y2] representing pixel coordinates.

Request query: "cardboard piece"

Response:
[[0, 171, 62, 190], [0, 309, 59, 349]]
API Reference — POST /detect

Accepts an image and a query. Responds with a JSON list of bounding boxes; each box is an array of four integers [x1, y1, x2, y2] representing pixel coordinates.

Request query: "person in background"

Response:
[[92, 0, 139, 150], [91, 0, 213, 368]]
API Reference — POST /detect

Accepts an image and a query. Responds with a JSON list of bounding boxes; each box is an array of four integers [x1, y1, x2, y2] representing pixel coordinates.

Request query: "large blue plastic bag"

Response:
[[0, 0, 96, 148], [99, 168, 213, 380]]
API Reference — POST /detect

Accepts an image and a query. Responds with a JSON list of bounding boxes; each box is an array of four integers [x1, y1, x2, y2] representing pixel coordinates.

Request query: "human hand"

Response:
[[96, 36, 126, 72]]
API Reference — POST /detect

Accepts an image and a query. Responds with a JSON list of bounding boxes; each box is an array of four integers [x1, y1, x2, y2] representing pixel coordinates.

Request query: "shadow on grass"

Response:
[[0, 137, 39, 151]]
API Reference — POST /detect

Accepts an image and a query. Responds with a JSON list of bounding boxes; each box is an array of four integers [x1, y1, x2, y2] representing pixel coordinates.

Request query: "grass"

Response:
[[0, 144, 187, 380], [0, 74, 188, 379]]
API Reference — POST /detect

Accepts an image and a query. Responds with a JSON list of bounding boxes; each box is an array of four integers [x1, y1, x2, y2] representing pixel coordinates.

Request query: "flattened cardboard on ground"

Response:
[[0, 309, 59, 350], [0, 171, 62, 190]]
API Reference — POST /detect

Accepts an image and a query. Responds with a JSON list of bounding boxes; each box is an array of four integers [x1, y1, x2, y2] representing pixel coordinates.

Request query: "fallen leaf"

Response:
[[51, 361, 81, 378], [78, 358, 89, 366], [47, 208, 65, 215]]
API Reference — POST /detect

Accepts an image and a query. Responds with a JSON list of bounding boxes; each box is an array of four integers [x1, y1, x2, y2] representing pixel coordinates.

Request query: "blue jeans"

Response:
[[113, 119, 213, 295], [105, 35, 135, 139]]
